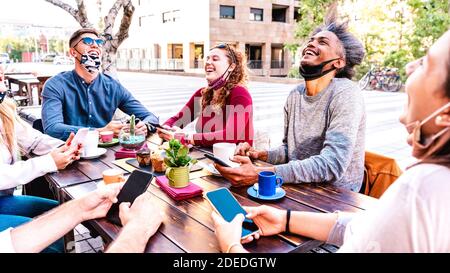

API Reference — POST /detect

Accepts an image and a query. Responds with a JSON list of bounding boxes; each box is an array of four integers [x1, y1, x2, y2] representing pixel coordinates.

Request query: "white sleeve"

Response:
[[16, 120, 64, 156], [0, 228, 16, 253], [0, 154, 57, 190]]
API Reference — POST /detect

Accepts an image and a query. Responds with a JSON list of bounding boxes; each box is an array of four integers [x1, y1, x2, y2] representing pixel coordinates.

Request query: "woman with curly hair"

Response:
[[158, 44, 254, 147]]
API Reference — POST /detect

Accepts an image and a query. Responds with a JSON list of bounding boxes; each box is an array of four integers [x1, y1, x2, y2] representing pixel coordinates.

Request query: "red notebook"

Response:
[[155, 175, 203, 201]]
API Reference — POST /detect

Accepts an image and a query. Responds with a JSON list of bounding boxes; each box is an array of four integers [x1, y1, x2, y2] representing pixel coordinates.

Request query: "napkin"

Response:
[[114, 147, 137, 159], [155, 175, 203, 201]]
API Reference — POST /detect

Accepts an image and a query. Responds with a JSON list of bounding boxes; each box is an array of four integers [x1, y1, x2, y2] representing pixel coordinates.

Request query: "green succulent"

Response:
[[130, 114, 135, 136], [163, 139, 197, 167]]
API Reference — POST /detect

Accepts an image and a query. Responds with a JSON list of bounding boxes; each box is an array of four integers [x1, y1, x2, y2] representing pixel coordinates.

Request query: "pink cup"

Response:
[[100, 131, 114, 143]]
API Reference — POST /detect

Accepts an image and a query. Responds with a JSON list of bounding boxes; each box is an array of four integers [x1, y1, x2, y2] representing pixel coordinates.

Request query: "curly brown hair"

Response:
[[201, 45, 248, 109]]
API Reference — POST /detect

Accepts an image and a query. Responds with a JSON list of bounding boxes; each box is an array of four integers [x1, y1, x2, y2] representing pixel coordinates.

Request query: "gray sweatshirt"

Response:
[[267, 78, 366, 191]]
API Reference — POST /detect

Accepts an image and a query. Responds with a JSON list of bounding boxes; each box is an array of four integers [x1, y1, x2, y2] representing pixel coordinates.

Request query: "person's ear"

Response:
[[333, 58, 345, 70], [69, 48, 77, 58]]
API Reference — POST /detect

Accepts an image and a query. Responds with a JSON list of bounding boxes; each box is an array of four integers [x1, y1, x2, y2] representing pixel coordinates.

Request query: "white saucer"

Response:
[[81, 148, 107, 159]]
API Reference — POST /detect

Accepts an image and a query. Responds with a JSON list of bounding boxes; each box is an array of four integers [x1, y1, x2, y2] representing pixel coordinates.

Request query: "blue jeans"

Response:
[[0, 195, 64, 253]]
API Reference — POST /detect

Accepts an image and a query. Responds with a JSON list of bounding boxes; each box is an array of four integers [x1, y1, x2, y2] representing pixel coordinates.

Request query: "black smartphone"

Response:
[[106, 169, 154, 226], [149, 122, 163, 129], [204, 153, 232, 168], [205, 187, 260, 239]]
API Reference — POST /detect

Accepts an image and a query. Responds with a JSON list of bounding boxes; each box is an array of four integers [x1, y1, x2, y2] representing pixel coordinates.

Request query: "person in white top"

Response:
[[0, 66, 82, 252], [211, 29, 450, 253], [0, 183, 164, 253]]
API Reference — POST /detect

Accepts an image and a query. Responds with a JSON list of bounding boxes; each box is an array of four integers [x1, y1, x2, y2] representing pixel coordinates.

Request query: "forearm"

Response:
[[273, 149, 348, 184], [0, 155, 57, 190], [289, 211, 338, 242], [44, 122, 83, 141], [10, 200, 83, 253], [267, 145, 288, 164], [106, 222, 154, 253]]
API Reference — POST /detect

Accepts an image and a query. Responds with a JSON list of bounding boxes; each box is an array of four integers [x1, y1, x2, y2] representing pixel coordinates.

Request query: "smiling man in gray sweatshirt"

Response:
[[215, 17, 366, 192]]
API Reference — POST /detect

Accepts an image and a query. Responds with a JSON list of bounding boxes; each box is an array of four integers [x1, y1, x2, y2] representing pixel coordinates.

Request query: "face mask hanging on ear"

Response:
[[208, 63, 232, 90], [74, 49, 101, 74], [299, 58, 340, 81], [405, 102, 450, 158]]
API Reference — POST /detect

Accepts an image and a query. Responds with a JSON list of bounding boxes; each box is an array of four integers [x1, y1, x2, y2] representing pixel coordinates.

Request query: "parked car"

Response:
[[53, 56, 75, 65], [0, 53, 10, 64], [40, 53, 57, 62]]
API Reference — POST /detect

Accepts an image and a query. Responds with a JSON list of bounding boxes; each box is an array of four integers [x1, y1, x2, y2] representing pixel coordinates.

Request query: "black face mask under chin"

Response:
[[299, 58, 340, 81]]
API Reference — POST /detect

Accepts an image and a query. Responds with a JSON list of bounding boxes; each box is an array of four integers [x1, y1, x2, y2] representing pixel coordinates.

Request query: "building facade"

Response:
[[118, 0, 300, 77]]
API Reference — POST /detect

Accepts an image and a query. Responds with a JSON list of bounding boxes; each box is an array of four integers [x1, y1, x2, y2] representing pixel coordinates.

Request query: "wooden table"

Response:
[[5, 74, 51, 105], [45, 140, 377, 253]]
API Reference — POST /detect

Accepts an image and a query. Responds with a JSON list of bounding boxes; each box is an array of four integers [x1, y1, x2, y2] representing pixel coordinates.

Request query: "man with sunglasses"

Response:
[[41, 28, 159, 140]]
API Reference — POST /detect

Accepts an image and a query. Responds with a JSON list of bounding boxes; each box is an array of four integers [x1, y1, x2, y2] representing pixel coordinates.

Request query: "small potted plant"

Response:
[[164, 139, 197, 188], [119, 114, 146, 150]]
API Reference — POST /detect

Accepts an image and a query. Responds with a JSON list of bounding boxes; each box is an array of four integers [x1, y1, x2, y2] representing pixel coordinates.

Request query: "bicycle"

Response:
[[359, 66, 402, 92]]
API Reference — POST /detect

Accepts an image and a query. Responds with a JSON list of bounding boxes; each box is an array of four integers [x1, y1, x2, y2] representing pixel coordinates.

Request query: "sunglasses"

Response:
[[75, 37, 105, 48], [0, 92, 6, 104], [213, 43, 237, 64]]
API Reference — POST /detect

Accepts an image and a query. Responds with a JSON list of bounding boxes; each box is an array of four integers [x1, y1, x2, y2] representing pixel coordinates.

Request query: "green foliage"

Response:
[[383, 49, 412, 81], [407, 0, 450, 58], [287, 66, 301, 79], [163, 139, 197, 167], [129, 114, 135, 136], [0, 38, 36, 62]]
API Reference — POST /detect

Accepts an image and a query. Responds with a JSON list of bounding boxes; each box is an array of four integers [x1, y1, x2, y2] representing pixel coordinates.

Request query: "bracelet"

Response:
[[225, 242, 241, 253], [285, 209, 291, 233]]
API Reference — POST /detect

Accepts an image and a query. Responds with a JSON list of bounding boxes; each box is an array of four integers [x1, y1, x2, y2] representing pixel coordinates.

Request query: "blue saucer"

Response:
[[247, 186, 286, 201]]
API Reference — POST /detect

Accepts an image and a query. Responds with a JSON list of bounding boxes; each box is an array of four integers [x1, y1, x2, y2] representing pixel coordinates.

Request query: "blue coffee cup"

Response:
[[258, 171, 283, 196]]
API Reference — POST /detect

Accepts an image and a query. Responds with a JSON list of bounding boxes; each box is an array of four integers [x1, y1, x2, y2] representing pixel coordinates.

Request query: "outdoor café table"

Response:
[[5, 74, 40, 105], [44, 139, 378, 253]]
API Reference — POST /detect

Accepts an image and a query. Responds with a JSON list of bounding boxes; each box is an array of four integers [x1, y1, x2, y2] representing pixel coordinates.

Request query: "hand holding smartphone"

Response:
[[106, 169, 154, 226], [205, 187, 260, 239], [70, 128, 89, 149], [204, 153, 232, 168]]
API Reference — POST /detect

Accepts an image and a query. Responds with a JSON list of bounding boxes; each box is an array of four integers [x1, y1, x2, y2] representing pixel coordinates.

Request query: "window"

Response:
[[162, 10, 180, 23], [245, 44, 263, 69], [271, 45, 285, 68], [162, 11, 171, 23], [250, 8, 263, 21], [220, 5, 235, 19], [272, 5, 288, 22], [294, 7, 300, 22]]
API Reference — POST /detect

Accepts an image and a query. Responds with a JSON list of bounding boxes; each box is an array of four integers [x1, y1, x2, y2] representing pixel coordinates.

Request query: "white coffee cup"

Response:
[[213, 143, 238, 167], [83, 130, 99, 157]]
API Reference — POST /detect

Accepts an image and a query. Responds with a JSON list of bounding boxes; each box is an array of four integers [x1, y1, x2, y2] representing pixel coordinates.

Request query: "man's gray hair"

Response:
[[313, 18, 365, 80]]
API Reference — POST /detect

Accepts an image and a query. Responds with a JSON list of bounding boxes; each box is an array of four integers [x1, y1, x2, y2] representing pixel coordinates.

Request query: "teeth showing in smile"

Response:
[[305, 50, 317, 56]]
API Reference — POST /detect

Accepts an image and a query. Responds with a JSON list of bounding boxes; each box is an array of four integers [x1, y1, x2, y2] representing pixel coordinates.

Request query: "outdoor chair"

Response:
[[360, 151, 403, 198]]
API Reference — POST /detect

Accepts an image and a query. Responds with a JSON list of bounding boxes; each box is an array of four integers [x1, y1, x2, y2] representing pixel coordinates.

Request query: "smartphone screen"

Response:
[[106, 169, 153, 226], [70, 128, 89, 149], [206, 188, 259, 238]]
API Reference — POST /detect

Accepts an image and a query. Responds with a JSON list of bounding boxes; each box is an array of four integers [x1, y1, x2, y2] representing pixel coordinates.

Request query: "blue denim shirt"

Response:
[[41, 70, 159, 140]]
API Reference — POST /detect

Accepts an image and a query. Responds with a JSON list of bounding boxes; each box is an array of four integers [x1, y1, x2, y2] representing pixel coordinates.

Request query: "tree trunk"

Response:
[[45, 0, 135, 78]]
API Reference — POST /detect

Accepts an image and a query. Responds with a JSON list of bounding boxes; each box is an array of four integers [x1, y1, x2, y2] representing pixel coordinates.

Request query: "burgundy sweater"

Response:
[[163, 85, 254, 147]]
